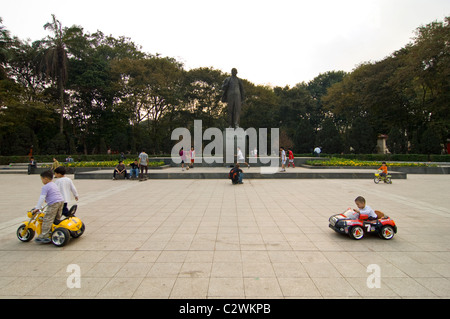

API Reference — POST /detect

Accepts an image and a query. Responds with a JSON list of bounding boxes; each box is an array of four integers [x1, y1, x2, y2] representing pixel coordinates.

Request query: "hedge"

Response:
[[1, 153, 448, 165], [0, 154, 171, 165]]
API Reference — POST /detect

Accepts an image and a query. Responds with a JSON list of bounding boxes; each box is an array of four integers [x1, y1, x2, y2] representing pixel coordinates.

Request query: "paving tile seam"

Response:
[[1, 175, 449, 298]]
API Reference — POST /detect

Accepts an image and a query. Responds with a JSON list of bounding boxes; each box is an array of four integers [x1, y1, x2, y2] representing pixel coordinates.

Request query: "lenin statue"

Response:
[[222, 68, 245, 128]]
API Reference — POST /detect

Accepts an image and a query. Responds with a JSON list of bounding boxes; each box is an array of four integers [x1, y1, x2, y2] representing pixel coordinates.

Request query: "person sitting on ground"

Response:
[[113, 160, 128, 180], [354, 196, 378, 220], [129, 159, 139, 179], [229, 163, 244, 185]]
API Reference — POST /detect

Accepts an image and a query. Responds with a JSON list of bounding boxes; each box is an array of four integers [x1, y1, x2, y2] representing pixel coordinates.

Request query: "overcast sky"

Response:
[[2, 0, 450, 87]]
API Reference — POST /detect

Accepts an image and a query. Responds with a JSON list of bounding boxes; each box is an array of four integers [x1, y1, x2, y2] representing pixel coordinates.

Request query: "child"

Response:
[[54, 166, 79, 217], [32, 171, 64, 243], [237, 147, 250, 168], [280, 147, 286, 172], [288, 148, 295, 168], [354, 196, 377, 220], [180, 147, 186, 171], [378, 162, 388, 179], [189, 147, 195, 169], [129, 159, 140, 179]]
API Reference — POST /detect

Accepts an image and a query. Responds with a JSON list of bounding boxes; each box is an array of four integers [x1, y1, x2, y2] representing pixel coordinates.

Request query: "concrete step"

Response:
[[74, 167, 408, 180]]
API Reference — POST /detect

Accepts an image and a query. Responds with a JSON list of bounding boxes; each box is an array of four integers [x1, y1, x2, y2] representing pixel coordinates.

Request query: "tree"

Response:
[[293, 118, 315, 153], [347, 117, 376, 154], [111, 56, 184, 153], [386, 127, 408, 154], [42, 14, 69, 134], [182, 67, 227, 128], [65, 29, 143, 154], [0, 17, 11, 80], [316, 117, 344, 154]]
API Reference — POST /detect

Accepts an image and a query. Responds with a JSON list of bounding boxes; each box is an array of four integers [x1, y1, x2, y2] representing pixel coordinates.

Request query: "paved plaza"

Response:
[[0, 172, 449, 299]]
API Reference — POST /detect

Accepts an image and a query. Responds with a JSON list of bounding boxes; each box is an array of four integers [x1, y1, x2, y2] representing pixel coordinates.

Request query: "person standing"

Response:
[[189, 147, 195, 169], [51, 157, 60, 172], [280, 147, 286, 172], [288, 148, 295, 168], [236, 147, 250, 169], [314, 146, 321, 157], [54, 166, 79, 216], [138, 150, 149, 180]]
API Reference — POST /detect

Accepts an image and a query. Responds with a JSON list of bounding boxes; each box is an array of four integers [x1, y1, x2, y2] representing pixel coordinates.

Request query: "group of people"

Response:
[[279, 147, 295, 172], [179, 147, 196, 171], [113, 150, 150, 181], [29, 150, 389, 244]]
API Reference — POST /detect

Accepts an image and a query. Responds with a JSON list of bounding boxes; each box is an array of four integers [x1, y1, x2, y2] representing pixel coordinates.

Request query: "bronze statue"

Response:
[[222, 68, 245, 127]]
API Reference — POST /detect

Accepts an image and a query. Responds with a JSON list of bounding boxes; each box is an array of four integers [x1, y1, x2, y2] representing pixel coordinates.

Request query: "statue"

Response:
[[222, 68, 245, 127]]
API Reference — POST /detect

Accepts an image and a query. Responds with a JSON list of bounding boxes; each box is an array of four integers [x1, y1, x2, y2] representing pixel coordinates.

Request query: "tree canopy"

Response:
[[0, 15, 448, 156]]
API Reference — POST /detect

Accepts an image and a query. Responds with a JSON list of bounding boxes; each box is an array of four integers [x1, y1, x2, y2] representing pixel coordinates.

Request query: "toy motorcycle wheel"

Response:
[[386, 177, 392, 184], [349, 226, 364, 240], [373, 177, 380, 184], [17, 224, 35, 242], [52, 228, 70, 247], [379, 226, 395, 240], [71, 223, 85, 238]]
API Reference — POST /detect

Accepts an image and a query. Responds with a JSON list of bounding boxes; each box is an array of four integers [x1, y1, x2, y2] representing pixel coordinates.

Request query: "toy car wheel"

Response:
[[51, 228, 70, 247], [374, 177, 380, 184], [349, 226, 364, 240], [379, 226, 395, 240], [17, 224, 35, 242], [71, 223, 85, 238]]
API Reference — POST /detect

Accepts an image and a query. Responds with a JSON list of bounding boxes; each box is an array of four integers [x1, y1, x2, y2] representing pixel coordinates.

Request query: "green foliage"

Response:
[[306, 157, 435, 167], [0, 15, 448, 157]]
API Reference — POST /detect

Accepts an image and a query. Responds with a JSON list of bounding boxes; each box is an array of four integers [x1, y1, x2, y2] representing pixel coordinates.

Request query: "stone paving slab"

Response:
[[0, 174, 449, 299]]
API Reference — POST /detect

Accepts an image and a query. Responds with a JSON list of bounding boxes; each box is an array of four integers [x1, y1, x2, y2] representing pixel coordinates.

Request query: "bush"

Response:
[[306, 157, 435, 167]]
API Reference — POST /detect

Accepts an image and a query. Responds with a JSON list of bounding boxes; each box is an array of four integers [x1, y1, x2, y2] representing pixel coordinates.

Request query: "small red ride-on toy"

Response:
[[329, 208, 397, 240]]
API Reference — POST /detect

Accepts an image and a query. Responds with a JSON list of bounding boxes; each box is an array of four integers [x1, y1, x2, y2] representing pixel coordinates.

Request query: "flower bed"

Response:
[[306, 157, 435, 167], [42, 160, 165, 168]]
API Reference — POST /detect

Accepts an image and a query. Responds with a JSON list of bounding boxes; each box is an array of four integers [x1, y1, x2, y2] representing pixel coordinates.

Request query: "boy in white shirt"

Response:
[[280, 147, 286, 172], [54, 166, 79, 217], [354, 196, 377, 220], [237, 147, 250, 168]]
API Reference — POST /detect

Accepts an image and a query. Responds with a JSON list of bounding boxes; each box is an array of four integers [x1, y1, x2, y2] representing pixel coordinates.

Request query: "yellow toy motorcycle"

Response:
[[17, 205, 85, 247]]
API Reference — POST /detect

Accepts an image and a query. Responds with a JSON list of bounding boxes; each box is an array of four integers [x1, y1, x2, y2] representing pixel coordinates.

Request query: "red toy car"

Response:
[[329, 208, 397, 240]]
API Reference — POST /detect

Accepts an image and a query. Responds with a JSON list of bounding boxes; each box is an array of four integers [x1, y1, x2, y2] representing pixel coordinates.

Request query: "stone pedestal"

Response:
[[223, 128, 247, 165], [377, 134, 389, 154]]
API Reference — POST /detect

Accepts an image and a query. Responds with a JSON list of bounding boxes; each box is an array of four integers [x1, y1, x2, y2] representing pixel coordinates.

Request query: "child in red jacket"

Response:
[[287, 149, 295, 168]]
